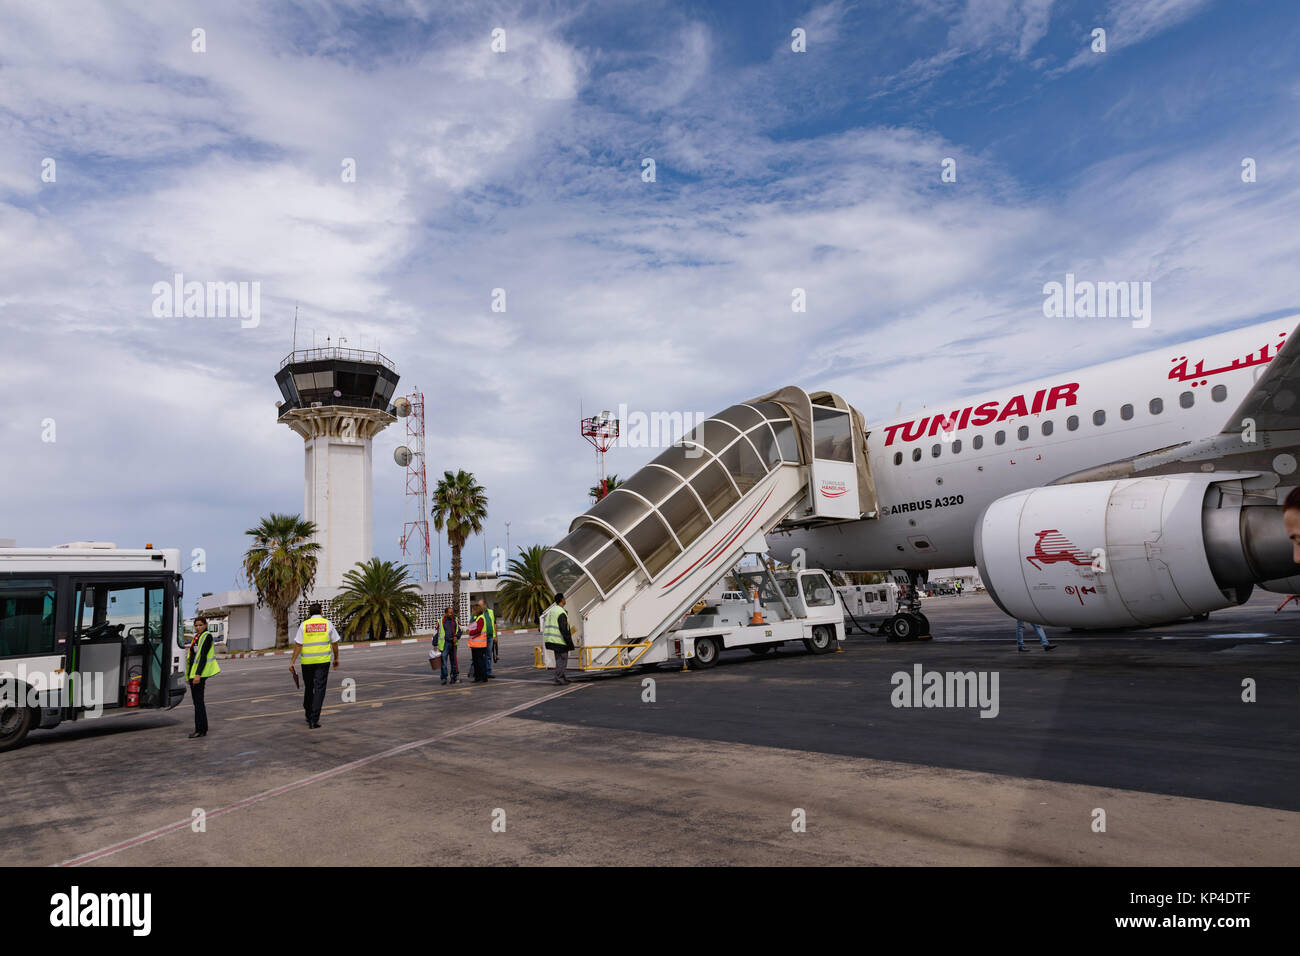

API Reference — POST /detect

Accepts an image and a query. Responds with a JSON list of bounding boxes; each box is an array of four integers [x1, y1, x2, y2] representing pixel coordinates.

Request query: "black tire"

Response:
[[690, 636, 720, 669], [0, 700, 33, 753], [749, 645, 774, 656], [808, 626, 836, 654], [914, 613, 932, 639], [886, 614, 916, 642]]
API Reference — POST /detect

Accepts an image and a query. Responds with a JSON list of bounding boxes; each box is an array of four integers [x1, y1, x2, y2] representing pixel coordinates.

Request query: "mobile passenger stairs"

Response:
[[536, 387, 916, 673]]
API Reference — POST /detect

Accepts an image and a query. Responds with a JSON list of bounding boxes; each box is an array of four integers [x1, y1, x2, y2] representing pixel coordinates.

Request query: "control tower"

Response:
[[275, 347, 401, 588]]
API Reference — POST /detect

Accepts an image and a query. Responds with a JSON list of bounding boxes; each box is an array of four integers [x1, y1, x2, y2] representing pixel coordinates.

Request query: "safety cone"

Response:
[[750, 587, 765, 625]]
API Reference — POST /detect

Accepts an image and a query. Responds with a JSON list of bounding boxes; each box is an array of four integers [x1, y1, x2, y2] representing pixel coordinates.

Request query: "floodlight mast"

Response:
[[398, 390, 432, 582], [580, 410, 620, 500]]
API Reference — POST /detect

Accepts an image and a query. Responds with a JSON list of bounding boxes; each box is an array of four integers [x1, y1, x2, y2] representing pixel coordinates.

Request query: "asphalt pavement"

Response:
[[3, 592, 1297, 866]]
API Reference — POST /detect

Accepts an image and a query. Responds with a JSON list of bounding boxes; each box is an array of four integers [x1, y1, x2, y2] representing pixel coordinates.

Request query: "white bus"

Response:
[[0, 543, 188, 751]]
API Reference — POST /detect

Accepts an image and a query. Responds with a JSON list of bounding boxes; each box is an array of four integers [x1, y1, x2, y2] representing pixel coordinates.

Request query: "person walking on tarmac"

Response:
[[541, 593, 574, 684], [290, 602, 340, 728], [465, 605, 490, 683], [1015, 618, 1056, 652], [437, 606, 461, 685], [186, 616, 221, 738]]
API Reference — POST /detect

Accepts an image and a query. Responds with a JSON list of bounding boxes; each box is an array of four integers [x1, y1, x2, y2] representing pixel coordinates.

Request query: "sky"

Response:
[[2, 0, 1298, 597]]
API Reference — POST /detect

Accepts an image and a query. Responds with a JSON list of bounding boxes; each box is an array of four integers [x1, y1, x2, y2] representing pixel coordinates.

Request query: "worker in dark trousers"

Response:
[[437, 606, 461, 684], [290, 602, 340, 728], [465, 606, 489, 683], [541, 593, 574, 684], [475, 599, 497, 678], [186, 616, 221, 738]]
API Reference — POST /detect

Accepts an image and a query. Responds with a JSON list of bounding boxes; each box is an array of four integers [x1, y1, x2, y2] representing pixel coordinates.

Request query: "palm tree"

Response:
[[431, 469, 488, 620], [497, 545, 552, 626], [333, 558, 425, 642], [588, 473, 623, 502], [242, 513, 320, 649]]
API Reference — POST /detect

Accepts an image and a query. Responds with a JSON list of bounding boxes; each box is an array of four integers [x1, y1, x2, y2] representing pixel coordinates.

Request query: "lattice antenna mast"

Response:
[[395, 391, 431, 582], [580, 409, 620, 500]]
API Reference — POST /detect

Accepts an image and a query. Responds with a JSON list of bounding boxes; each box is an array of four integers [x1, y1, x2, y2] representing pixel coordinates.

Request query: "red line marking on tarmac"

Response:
[[54, 682, 587, 867]]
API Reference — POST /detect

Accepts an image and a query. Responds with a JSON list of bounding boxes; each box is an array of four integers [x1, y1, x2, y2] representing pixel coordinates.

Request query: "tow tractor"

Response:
[[672, 567, 844, 668], [835, 572, 932, 641]]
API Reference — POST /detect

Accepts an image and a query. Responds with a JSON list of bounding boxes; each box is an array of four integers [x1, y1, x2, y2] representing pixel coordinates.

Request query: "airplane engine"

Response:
[[973, 475, 1297, 628]]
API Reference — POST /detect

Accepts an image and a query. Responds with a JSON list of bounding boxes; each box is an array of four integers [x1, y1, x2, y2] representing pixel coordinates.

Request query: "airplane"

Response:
[[771, 314, 1300, 635]]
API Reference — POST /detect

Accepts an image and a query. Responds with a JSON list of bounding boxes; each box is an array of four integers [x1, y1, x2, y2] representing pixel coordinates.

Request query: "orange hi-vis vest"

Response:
[[467, 613, 488, 649]]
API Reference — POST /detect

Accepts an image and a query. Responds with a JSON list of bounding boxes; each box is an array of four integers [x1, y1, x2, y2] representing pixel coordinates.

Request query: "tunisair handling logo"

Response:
[[881, 383, 1080, 446]]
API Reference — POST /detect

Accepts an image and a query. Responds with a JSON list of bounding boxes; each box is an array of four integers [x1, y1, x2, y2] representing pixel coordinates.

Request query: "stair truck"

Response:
[[535, 386, 887, 671]]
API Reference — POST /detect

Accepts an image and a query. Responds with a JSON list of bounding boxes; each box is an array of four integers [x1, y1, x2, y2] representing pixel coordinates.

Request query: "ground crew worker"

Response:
[[186, 616, 221, 738], [290, 602, 340, 728], [475, 599, 497, 677], [541, 592, 573, 684], [465, 605, 490, 683], [437, 606, 461, 685]]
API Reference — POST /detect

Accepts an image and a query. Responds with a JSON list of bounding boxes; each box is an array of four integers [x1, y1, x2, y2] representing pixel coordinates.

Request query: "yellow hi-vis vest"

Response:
[[484, 608, 495, 639], [186, 631, 221, 679], [541, 604, 569, 648], [299, 616, 334, 665], [437, 619, 458, 651]]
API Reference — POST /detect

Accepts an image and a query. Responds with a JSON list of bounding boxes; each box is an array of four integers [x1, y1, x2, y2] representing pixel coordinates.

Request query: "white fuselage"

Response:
[[777, 317, 1294, 571]]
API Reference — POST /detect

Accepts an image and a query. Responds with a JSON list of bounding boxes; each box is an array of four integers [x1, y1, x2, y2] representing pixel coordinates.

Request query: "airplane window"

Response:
[[894, 451, 902, 466], [972, 434, 984, 450], [1121, 404, 1134, 420], [995, 431, 1006, 445], [1093, 410, 1106, 426], [1149, 397, 1163, 415], [1211, 385, 1227, 402], [912, 447, 922, 462], [952, 439, 962, 454], [1042, 420, 1054, 436], [931, 443, 941, 458], [1067, 415, 1079, 431], [1180, 391, 1194, 408], [1017, 425, 1029, 441]]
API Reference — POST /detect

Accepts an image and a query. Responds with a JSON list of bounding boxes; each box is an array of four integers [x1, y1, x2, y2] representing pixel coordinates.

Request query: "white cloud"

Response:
[[1, 0, 1295, 584]]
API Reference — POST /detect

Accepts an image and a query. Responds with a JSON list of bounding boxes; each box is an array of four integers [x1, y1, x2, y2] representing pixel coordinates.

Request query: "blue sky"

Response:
[[2, 0, 1298, 600]]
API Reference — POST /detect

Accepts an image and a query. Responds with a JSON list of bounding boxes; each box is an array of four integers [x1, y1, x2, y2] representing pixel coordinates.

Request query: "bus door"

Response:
[[70, 577, 173, 714]]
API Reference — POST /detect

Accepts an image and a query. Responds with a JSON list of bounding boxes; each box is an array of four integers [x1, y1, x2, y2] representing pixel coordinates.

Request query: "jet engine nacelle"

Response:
[[974, 475, 1295, 629]]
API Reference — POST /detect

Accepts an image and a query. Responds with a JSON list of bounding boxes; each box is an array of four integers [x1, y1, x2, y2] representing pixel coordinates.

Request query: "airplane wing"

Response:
[[1220, 319, 1300, 433], [1053, 318, 1300, 485]]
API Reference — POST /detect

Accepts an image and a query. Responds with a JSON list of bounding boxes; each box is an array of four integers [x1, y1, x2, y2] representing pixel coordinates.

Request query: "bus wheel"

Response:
[[0, 701, 33, 753], [749, 645, 774, 656], [689, 637, 720, 669], [886, 614, 916, 642], [808, 626, 836, 654]]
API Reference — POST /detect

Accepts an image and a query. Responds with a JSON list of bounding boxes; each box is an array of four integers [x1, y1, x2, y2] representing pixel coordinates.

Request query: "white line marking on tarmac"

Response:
[[55, 682, 587, 867]]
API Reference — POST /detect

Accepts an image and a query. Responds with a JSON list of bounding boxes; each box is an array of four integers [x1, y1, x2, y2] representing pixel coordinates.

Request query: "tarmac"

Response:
[[4, 591, 1298, 866]]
